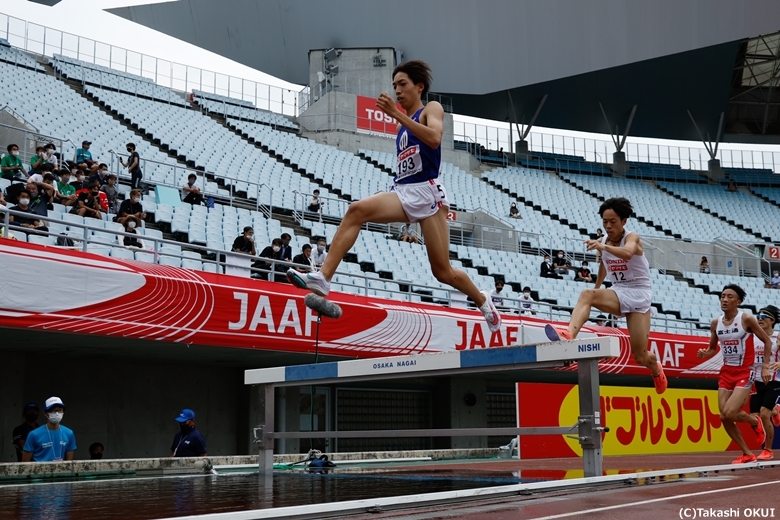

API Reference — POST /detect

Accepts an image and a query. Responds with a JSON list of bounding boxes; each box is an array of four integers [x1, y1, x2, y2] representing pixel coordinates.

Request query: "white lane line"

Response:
[[529, 479, 780, 520]]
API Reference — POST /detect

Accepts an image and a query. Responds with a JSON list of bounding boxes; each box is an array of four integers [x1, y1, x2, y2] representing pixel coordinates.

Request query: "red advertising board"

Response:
[[0, 238, 739, 379], [356, 95, 403, 136]]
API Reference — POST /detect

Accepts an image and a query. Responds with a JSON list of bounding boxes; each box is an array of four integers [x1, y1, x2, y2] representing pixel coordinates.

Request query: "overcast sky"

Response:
[[3, 0, 780, 163]]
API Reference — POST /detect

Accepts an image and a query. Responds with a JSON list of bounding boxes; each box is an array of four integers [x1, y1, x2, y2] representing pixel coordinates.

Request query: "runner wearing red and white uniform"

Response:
[[749, 305, 780, 460], [698, 285, 773, 464]]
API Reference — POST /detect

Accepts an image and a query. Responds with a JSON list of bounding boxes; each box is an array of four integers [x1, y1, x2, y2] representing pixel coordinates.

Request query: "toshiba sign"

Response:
[[356, 95, 402, 136]]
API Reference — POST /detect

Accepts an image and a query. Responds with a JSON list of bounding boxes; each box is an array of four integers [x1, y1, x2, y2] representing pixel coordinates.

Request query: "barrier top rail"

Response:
[[245, 336, 619, 387]]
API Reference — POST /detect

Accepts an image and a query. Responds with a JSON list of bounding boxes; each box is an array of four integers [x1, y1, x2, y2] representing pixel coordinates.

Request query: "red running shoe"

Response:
[[772, 404, 780, 428], [544, 324, 572, 341], [652, 365, 668, 395], [732, 453, 757, 464], [752, 415, 766, 447], [757, 449, 774, 461]]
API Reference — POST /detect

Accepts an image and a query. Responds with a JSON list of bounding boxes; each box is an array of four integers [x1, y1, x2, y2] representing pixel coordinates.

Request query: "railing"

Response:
[[291, 190, 349, 225], [0, 120, 78, 171], [672, 249, 761, 278], [0, 205, 709, 335], [0, 12, 299, 116], [108, 151, 274, 218]]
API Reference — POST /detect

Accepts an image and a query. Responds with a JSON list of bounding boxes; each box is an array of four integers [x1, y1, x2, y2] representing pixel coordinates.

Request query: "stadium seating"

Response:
[[194, 90, 298, 131]]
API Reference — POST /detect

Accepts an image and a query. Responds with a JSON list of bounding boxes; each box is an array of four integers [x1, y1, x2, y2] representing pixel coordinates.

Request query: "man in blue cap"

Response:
[[22, 397, 77, 462], [169, 408, 207, 457], [12, 403, 39, 462]]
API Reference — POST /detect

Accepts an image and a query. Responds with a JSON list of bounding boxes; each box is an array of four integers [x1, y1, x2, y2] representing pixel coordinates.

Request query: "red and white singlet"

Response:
[[600, 230, 651, 289], [751, 331, 779, 382], [717, 311, 755, 368]]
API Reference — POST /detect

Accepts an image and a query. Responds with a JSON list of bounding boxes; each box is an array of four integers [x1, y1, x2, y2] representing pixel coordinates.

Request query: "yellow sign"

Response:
[[559, 386, 729, 455]]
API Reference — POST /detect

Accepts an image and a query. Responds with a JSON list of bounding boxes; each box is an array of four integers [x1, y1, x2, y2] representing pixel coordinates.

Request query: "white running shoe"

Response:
[[287, 268, 331, 296], [479, 290, 501, 333]]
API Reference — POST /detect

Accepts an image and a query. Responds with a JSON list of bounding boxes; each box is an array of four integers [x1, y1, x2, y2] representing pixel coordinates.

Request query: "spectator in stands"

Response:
[[575, 261, 593, 283], [771, 270, 780, 289], [170, 408, 207, 458], [312, 238, 328, 270], [56, 169, 77, 207], [278, 233, 293, 264], [307, 189, 321, 213], [26, 180, 53, 216], [595, 314, 608, 327], [232, 226, 257, 256], [399, 223, 419, 244], [595, 228, 605, 264], [727, 179, 738, 192], [292, 244, 314, 273], [89, 442, 104, 460], [253, 238, 283, 280], [509, 202, 521, 219], [121, 216, 145, 249], [22, 396, 77, 462], [12, 403, 40, 462], [75, 140, 99, 173], [540, 254, 561, 279], [116, 189, 146, 225], [100, 174, 120, 213], [70, 168, 87, 191], [700, 256, 711, 274], [9, 189, 48, 233], [120, 143, 143, 189], [552, 251, 569, 275], [40, 174, 58, 212], [181, 173, 204, 205], [88, 163, 109, 186], [519, 287, 536, 315], [490, 279, 506, 310], [29, 146, 47, 174], [44, 143, 59, 169], [72, 182, 103, 220], [1, 144, 28, 181], [28, 162, 55, 185]]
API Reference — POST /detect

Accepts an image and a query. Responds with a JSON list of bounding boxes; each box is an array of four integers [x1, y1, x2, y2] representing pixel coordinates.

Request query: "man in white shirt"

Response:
[[312, 238, 328, 270], [519, 286, 536, 315]]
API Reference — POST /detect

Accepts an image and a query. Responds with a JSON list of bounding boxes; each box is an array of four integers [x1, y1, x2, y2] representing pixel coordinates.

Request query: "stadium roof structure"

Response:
[[109, 0, 780, 143]]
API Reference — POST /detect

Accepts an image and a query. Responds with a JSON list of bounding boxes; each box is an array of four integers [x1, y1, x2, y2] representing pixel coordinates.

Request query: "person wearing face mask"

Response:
[[100, 174, 120, 213], [121, 216, 145, 249], [45, 143, 59, 168], [25, 178, 54, 216], [75, 140, 99, 173], [519, 286, 537, 316], [254, 238, 284, 281], [575, 261, 593, 283], [170, 409, 207, 457], [115, 189, 146, 225], [89, 442, 104, 460], [232, 226, 257, 256], [509, 202, 521, 219], [72, 182, 104, 219], [181, 173, 204, 205], [292, 243, 314, 273], [1, 144, 28, 181], [88, 163, 110, 187], [29, 146, 46, 174], [22, 396, 77, 462], [540, 254, 561, 279], [552, 250, 570, 275], [9, 189, 48, 233], [312, 238, 328, 270], [120, 142, 143, 189], [70, 168, 87, 191], [12, 403, 40, 462]]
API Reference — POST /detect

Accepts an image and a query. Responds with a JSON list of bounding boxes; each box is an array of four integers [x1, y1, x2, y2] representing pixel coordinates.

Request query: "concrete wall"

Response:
[[308, 48, 396, 100], [448, 377, 488, 449], [0, 353, 245, 463]]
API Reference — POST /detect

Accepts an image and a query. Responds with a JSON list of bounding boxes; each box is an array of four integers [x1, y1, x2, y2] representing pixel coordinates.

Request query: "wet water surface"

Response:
[[0, 471, 542, 519]]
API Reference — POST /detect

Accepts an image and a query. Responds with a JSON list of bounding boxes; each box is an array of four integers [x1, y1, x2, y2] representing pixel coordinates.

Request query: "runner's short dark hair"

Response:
[[721, 284, 746, 302], [599, 197, 634, 220], [392, 60, 433, 97]]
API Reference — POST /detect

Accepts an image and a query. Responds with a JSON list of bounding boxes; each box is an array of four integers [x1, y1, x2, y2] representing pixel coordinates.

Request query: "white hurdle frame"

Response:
[[244, 336, 620, 479]]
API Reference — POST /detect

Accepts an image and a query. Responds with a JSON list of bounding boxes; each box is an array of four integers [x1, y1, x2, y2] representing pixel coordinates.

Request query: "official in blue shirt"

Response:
[[22, 397, 77, 462], [169, 409, 207, 457]]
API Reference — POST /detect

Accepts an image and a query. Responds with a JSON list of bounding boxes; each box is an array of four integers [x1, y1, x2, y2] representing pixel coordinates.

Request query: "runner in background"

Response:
[[750, 305, 780, 460]]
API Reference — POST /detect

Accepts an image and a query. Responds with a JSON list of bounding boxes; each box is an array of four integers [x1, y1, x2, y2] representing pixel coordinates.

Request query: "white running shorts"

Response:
[[391, 179, 450, 223], [610, 286, 652, 317]]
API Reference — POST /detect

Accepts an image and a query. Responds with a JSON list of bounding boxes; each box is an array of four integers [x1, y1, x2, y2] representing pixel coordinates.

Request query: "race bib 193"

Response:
[[397, 145, 423, 179]]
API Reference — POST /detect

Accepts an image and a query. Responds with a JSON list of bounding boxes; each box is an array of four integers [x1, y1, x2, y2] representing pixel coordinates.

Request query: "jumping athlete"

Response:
[[287, 60, 501, 332], [697, 285, 772, 464], [545, 198, 667, 394], [749, 304, 780, 460]]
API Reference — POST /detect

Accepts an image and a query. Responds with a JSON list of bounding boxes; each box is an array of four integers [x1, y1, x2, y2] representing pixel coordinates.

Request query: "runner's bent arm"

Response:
[[377, 95, 443, 149], [590, 232, 640, 261], [698, 320, 719, 358]]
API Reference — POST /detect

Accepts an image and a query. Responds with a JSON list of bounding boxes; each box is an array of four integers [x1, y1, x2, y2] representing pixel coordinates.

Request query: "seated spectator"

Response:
[[699, 256, 710, 274], [399, 223, 419, 244], [88, 163, 109, 187], [29, 146, 47, 174], [121, 216, 145, 249], [71, 182, 103, 219], [509, 202, 521, 219], [575, 261, 593, 283], [89, 442, 104, 460], [278, 233, 293, 265], [232, 226, 256, 255], [540, 254, 561, 279], [115, 189, 146, 225], [100, 174, 120, 213], [312, 238, 327, 269], [552, 251, 569, 275], [1, 144, 28, 181], [28, 162, 56, 185], [771, 270, 780, 289], [490, 279, 509, 311], [727, 179, 738, 192], [56, 169, 78, 206], [9, 189, 48, 233], [181, 173, 204, 205], [307, 189, 321, 213], [70, 168, 87, 191], [519, 287, 536, 315], [44, 143, 59, 169], [75, 140, 99, 173], [292, 243, 314, 273], [253, 238, 283, 280], [24, 178, 54, 217], [594, 314, 608, 327]]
